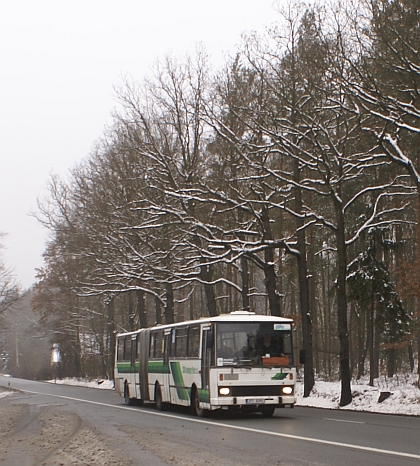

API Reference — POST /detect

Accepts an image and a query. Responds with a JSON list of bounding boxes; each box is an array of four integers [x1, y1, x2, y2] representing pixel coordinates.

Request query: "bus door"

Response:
[[162, 328, 172, 402], [138, 330, 149, 401], [200, 325, 213, 394], [131, 334, 139, 398]]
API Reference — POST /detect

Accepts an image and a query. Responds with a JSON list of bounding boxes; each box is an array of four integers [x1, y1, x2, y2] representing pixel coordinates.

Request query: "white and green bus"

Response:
[[114, 311, 297, 417]]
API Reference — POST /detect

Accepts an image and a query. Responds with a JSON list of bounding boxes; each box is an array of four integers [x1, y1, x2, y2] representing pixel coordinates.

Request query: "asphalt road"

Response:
[[1, 374, 419, 465]]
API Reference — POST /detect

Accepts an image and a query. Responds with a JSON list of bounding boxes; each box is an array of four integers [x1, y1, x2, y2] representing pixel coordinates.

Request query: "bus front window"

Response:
[[215, 322, 294, 367]]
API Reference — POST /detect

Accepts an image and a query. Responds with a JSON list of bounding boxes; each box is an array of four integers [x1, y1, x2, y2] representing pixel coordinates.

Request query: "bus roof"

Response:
[[116, 311, 293, 337]]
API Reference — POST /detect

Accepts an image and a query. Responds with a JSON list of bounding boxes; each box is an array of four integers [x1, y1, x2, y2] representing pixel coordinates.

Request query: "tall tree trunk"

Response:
[[189, 285, 195, 320], [107, 298, 115, 380], [73, 297, 83, 378], [368, 288, 375, 386], [417, 193, 420, 381], [73, 333, 83, 378], [308, 228, 318, 376], [373, 315, 380, 379], [164, 282, 175, 324], [387, 346, 396, 378], [326, 258, 332, 378], [154, 286, 162, 325], [199, 263, 218, 317], [128, 291, 135, 331], [192, 229, 218, 317], [294, 162, 314, 397], [321, 252, 328, 375], [349, 301, 355, 375], [356, 305, 366, 380], [137, 289, 147, 328], [232, 264, 239, 312], [336, 210, 352, 406], [408, 343, 415, 373], [240, 255, 250, 311], [296, 228, 314, 396], [278, 249, 284, 317], [417, 335, 420, 380], [261, 206, 281, 316], [263, 249, 281, 316]]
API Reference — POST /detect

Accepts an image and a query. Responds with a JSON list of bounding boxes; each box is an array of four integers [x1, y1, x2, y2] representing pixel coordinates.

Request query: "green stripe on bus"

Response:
[[170, 361, 190, 401], [271, 372, 288, 380], [116, 362, 139, 373], [198, 388, 210, 403], [148, 361, 170, 373]]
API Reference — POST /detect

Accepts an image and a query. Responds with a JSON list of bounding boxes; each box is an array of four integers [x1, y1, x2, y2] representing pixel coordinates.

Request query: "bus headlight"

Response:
[[282, 386, 293, 395], [219, 387, 231, 396]]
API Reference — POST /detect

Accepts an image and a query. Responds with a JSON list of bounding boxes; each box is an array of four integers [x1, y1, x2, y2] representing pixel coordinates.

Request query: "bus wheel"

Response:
[[155, 384, 166, 411], [124, 383, 135, 406], [260, 405, 275, 418], [191, 386, 206, 417]]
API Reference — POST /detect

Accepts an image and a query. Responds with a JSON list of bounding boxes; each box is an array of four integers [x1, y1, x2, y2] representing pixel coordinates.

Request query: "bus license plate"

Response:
[[246, 398, 264, 404]]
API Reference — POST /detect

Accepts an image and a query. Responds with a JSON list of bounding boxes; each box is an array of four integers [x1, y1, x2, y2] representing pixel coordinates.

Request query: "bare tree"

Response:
[[0, 234, 20, 320]]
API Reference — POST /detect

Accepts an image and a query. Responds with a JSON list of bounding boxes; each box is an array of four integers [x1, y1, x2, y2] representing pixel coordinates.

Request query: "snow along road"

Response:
[[1, 375, 419, 466]]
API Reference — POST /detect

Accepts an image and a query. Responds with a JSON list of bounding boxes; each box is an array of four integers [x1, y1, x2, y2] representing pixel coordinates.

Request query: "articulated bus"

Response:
[[114, 311, 297, 417]]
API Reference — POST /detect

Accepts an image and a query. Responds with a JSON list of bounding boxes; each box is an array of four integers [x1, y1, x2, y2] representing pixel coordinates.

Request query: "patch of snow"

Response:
[[296, 375, 420, 416], [47, 378, 115, 390]]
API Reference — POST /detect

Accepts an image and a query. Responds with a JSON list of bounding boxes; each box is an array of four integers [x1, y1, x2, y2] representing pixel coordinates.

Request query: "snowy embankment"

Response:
[[46, 377, 115, 390], [296, 374, 420, 416], [2, 374, 419, 416]]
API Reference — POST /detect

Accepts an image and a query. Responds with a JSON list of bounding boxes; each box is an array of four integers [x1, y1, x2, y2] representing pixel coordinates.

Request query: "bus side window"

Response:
[[131, 337, 137, 365], [187, 326, 200, 358], [169, 329, 176, 358], [175, 327, 187, 358], [149, 333, 155, 359], [155, 331, 164, 359], [125, 337, 132, 362]]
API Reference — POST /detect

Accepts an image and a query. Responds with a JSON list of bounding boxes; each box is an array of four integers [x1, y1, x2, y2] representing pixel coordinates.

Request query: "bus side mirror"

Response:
[[299, 349, 306, 365]]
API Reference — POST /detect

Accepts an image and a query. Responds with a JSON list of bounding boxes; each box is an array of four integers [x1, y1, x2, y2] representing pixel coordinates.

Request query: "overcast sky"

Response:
[[1, 0, 281, 289]]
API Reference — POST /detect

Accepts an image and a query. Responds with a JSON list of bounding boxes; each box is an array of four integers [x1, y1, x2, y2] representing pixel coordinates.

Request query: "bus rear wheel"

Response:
[[124, 383, 135, 406], [155, 384, 166, 411]]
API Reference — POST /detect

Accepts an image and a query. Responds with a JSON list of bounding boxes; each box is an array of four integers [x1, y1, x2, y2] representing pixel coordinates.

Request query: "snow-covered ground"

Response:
[[46, 378, 115, 390], [2, 374, 419, 416], [296, 374, 420, 416]]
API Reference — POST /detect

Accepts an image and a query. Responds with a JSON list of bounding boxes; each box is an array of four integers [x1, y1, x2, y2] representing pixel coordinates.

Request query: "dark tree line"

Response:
[[32, 1, 419, 405]]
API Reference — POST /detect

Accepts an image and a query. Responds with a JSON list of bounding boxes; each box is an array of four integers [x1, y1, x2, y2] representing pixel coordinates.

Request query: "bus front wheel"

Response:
[[260, 405, 275, 418], [191, 386, 206, 417]]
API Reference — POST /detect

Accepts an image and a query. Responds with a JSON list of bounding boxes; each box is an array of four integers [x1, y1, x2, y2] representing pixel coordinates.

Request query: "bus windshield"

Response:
[[215, 321, 293, 367]]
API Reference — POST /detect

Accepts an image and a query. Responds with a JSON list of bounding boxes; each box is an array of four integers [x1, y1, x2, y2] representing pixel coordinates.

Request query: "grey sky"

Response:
[[1, 0, 280, 289]]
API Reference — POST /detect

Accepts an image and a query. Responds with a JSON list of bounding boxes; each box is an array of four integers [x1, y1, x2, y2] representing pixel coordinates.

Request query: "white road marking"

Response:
[[324, 417, 365, 424], [21, 388, 420, 461]]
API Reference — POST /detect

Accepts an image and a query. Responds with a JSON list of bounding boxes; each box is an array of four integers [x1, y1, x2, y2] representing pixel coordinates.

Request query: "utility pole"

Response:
[[15, 333, 19, 367]]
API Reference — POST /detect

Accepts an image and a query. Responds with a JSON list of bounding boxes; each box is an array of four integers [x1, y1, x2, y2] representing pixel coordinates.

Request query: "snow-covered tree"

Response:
[[347, 227, 409, 382], [342, 0, 420, 378]]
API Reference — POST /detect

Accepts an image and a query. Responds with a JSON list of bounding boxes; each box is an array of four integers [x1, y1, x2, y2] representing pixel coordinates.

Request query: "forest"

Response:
[[24, 1, 420, 406]]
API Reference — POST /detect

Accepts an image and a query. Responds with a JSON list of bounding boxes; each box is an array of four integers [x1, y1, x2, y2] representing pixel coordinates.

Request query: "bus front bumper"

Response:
[[211, 395, 296, 408]]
